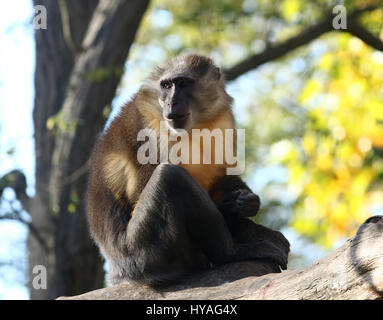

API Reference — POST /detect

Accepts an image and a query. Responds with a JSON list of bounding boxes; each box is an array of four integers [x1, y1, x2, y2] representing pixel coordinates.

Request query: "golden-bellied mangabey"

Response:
[[87, 54, 290, 286]]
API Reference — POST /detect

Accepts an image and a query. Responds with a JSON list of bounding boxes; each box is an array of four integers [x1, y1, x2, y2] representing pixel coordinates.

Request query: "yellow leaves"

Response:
[[319, 53, 333, 72], [291, 216, 318, 239], [332, 125, 346, 141], [357, 137, 372, 153], [348, 38, 365, 54], [269, 139, 296, 163], [331, 202, 349, 233], [290, 164, 304, 184], [367, 99, 383, 120], [371, 51, 383, 66], [308, 108, 328, 130], [300, 79, 322, 103], [303, 196, 319, 218], [334, 163, 350, 183], [302, 134, 316, 155], [347, 79, 367, 101], [290, 166, 375, 248], [287, 32, 383, 248], [316, 153, 333, 171], [370, 132, 383, 148], [351, 169, 373, 195], [359, 3, 383, 27], [336, 143, 352, 162], [348, 153, 362, 168], [282, 0, 300, 22]]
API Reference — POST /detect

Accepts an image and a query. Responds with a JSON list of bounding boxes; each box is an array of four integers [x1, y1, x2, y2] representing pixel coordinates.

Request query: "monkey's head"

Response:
[[140, 54, 233, 131]]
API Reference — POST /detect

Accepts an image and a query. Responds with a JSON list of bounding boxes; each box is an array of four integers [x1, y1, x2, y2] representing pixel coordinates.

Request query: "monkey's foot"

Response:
[[231, 218, 290, 270]]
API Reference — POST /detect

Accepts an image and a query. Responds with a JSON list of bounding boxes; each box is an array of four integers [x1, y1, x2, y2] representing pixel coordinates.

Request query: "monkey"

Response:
[[87, 54, 290, 286]]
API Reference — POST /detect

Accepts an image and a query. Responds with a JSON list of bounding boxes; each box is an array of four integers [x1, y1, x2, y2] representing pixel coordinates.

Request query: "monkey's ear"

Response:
[[212, 66, 221, 80]]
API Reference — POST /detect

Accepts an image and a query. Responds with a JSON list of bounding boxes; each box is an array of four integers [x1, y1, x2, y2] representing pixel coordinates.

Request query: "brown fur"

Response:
[[180, 111, 235, 192], [88, 54, 235, 243], [86, 55, 290, 287]]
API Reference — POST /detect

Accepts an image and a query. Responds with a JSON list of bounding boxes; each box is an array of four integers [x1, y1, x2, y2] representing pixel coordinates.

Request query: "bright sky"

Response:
[[0, 1, 34, 299]]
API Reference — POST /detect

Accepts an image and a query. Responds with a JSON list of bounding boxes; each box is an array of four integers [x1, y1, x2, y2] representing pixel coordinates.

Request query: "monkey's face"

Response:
[[153, 54, 233, 131], [158, 75, 196, 131]]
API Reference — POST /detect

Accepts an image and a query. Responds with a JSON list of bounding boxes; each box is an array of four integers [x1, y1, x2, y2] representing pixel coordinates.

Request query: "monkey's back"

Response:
[[86, 98, 156, 250]]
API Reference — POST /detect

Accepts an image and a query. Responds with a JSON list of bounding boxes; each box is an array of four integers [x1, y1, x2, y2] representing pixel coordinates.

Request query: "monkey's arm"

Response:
[[211, 175, 290, 270]]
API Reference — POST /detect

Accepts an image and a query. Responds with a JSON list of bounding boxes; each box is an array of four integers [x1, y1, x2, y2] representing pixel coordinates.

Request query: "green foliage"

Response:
[[86, 67, 124, 83], [46, 109, 77, 134]]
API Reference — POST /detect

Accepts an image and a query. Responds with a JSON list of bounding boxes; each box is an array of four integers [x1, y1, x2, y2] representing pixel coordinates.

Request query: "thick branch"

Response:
[[59, 216, 383, 300], [347, 21, 383, 51], [224, 6, 379, 81], [32, 0, 98, 194]]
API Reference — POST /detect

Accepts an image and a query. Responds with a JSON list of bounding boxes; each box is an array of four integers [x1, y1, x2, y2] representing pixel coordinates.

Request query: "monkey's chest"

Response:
[[177, 136, 227, 193], [167, 112, 235, 194], [180, 163, 225, 193]]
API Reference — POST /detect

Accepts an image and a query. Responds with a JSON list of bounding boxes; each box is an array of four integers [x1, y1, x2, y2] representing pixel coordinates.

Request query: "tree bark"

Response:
[[58, 216, 383, 300], [29, 0, 150, 299]]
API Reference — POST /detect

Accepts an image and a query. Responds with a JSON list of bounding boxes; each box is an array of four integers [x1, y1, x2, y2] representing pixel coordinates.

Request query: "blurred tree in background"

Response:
[[1, 0, 383, 299]]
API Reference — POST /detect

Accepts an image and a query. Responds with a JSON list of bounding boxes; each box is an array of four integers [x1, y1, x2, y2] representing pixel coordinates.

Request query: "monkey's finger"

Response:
[[236, 193, 260, 208]]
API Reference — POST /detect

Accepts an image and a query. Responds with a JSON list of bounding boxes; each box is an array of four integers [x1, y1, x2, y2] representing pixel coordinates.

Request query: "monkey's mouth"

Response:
[[166, 113, 191, 129]]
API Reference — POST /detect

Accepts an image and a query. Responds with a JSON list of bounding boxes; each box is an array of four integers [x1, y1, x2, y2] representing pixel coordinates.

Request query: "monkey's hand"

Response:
[[219, 189, 260, 219]]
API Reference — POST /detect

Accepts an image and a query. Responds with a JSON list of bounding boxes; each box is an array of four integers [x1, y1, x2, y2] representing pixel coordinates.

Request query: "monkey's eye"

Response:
[[161, 81, 172, 89]]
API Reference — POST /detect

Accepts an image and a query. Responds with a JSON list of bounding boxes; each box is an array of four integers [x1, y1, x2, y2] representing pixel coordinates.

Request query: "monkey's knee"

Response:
[[154, 163, 188, 177], [151, 163, 195, 189], [230, 217, 290, 270]]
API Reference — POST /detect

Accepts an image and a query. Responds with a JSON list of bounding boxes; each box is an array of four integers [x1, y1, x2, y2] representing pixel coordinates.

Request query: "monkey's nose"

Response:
[[167, 112, 190, 120], [170, 101, 179, 109]]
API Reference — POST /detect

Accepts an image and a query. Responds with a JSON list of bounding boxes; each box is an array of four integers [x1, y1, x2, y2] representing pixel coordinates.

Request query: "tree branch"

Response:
[[58, 0, 79, 53], [224, 5, 380, 81], [0, 208, 49, 253], [347, 21, 383, 51], [58, 216, 383, 300], [0, 170, 30, 211]]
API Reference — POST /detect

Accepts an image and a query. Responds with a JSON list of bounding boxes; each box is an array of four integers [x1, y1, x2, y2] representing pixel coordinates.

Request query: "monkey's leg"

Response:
[[211, 175, 290, 270], [112, 163, 234, 286], [230, 217, 290, 271]]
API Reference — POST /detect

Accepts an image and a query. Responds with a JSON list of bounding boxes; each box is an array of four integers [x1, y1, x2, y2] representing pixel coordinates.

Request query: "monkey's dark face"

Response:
[[147, 54, 233, 131], [159, 75, 196, 130]]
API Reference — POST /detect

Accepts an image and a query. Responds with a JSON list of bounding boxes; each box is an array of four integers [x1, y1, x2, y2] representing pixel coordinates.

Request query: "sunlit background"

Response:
[[1, 0, 383, 299]]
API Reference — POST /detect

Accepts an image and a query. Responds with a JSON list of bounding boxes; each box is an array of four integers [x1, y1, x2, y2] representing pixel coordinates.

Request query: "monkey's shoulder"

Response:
[[90, 99, 153, 201]]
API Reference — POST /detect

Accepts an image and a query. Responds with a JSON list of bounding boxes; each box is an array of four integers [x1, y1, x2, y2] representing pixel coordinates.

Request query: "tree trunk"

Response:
[[58, 216, 383, 300], [29, 0, 150, 299]]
